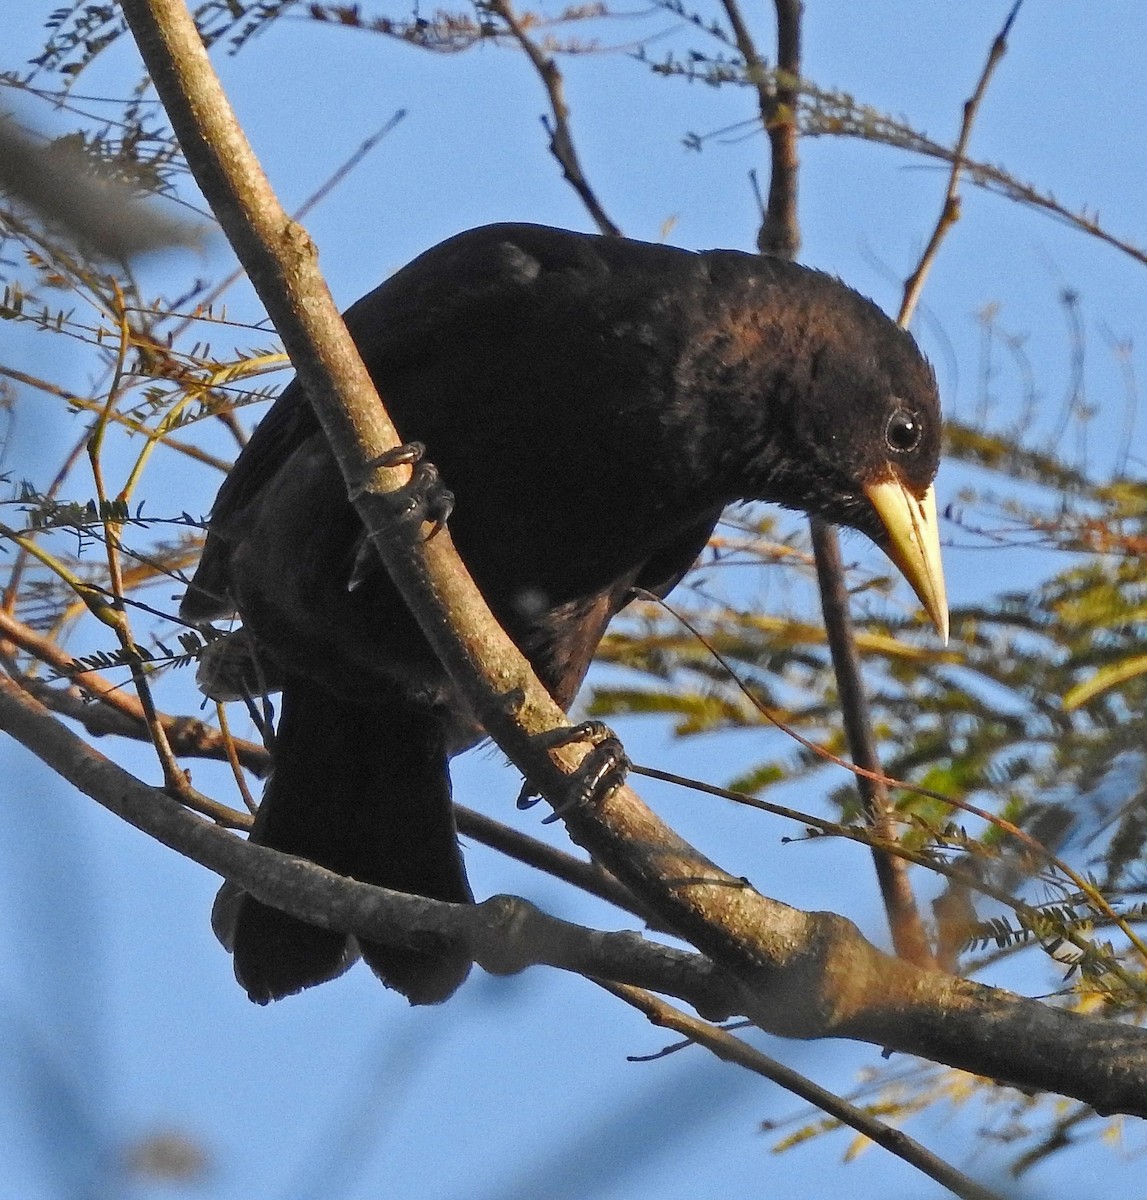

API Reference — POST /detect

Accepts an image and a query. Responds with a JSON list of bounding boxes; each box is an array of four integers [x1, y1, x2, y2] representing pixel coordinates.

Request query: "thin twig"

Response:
[[454, 805, 654, 922], [178, 111, 409, 328], [85, 286, 196, 801], [631, 762, 1044, 919], [601, 983, 1006, 1200], [485, 0, 621, 236], [0, 605, 268, 779], [811, 521, 932, 963], [214, 699, 258, 813], [0, 424, 89, 616], [899, 0, 1024, 327], [0, 364, 231, 472]]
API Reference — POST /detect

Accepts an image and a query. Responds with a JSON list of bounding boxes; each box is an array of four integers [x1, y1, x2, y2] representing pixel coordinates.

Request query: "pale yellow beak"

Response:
[[863, 476, 949, 643]]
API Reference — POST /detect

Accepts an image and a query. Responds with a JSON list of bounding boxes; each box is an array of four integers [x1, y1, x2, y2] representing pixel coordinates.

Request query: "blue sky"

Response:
[[2, 2, 1146, 1198]]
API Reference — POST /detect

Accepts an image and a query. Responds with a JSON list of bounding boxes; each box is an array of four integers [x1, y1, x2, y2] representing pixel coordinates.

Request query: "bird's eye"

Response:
[[885, 408, 922, 454]]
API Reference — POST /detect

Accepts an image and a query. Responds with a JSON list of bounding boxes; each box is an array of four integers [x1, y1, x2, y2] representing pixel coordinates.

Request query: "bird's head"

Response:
[[729, 271, 948, 641]]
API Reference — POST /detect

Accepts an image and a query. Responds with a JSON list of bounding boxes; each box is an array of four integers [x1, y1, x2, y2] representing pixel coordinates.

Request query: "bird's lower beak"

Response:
[[863, 476, 949, 643]]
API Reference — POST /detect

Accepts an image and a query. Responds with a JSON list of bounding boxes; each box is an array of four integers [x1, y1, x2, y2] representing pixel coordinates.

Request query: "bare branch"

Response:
[[810, 520, 933, 965], [485, 0, 621, 236], [0, 364, 232, 473], [899, 0, 1025, 326], [603, 983, 1006, 1200]]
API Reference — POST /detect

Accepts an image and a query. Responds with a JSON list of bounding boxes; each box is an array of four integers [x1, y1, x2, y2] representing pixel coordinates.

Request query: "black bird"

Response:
[[182, 223, 947, 1005]]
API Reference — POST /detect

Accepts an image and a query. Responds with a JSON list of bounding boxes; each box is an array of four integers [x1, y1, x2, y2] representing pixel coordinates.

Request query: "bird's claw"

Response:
[[359, 442, 454, 539], [515, 720, 630, 824]]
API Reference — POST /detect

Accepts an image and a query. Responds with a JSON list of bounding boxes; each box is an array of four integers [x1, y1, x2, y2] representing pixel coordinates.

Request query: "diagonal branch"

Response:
[[604, 983, 1005, 1200], [485, 0, 620, 236], [899, 0, 1025, 327]]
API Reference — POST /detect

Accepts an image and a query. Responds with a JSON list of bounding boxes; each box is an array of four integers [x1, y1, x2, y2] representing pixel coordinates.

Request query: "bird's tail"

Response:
[[215, 677, 473, 1005]]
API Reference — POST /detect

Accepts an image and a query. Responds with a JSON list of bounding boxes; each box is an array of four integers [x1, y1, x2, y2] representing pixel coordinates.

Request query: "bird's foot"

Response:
[[358, 441, 454, 539], [516, 720, 630, 824]]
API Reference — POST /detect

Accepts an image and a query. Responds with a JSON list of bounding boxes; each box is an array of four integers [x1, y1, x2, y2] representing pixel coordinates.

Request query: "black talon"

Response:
[[517, 721, 630, 824], [358, 441, 454, 537], [538, 720, 616, 750], [542, 735, 629, 824], [516, 781, 543, 811], [363, 441, 425, 472]]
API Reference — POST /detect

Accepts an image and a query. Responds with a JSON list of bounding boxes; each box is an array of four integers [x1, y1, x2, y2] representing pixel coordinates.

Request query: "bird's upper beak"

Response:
[[863, 474, 949, 643]]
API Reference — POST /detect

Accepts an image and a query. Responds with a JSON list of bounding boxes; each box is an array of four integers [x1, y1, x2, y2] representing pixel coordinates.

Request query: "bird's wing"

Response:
[[631, 509, 723, 601], [179, 388, 321, 621], [182, 223, 717, 624]]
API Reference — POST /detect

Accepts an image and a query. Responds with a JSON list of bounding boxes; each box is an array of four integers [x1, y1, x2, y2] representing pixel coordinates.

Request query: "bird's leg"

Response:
[[356, 441, 454, 539], [516, 720, 631, 824]]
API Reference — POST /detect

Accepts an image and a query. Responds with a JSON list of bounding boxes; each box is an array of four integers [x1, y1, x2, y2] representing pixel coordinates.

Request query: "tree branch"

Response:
[[0, 669, 713, 1003], [603, 983, 1005, 1200], [899, 0, 1025, 327], [485, 0, 621, 236]]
